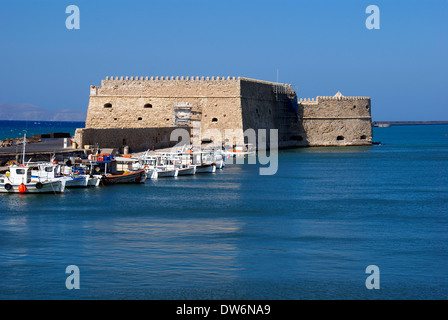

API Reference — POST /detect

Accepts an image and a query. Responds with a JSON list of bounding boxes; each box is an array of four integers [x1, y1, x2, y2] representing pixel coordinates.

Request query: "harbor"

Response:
[[0, 132, 256, 194], [1, 125, 447, 299]]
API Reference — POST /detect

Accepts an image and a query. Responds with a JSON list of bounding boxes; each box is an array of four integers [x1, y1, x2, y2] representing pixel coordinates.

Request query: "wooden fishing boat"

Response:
[[101, 169, 147, 185]]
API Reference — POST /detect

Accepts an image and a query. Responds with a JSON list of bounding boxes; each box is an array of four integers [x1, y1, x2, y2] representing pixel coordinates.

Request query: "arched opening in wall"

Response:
[[366, 105, 370, 110], [337, 136, 344, 141], [353, 105, 357, 109], [138, 117, 143, 121], [104, 103, 112, 108], [360, 135, 367, 140], [212, 118, 218, 123], [144, 104, 152, 108]]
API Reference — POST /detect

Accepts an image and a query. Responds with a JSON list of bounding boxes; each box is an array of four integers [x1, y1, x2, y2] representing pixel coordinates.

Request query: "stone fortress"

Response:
[[74, 76, 372, 152]]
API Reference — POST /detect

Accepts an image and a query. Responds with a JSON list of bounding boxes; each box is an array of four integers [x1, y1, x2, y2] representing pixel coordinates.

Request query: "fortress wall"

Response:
[[77, 76, 373, 151], [301, 96, 371, 118], [239, 78, 304, 148], [299, 96, 372, 146], [74, 127, 189, 153], [86, 77, 242, 131]]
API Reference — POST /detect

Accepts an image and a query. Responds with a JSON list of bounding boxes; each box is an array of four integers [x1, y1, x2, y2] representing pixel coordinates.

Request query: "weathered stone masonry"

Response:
[[74, 76, 372, 152]]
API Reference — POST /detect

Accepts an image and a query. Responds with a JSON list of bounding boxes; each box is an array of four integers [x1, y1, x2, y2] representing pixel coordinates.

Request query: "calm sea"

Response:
[[0, 124, 447, 300], [0, 120, 85, 140]]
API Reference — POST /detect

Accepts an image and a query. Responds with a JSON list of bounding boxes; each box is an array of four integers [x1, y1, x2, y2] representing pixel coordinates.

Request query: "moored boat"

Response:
[[195, 163, 216, 173], [176, 166, 196, 176], [89, 154, 147, 184], [31, 162, 89, 188], [87, 175, 102, 186], [101, 169, 147, 184], [0, 165, 65, 194]]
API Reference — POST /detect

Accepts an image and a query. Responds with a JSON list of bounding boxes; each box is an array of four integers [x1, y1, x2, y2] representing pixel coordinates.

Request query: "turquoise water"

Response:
[[0, 125, 447, 299], [0, 120, 85, 140]]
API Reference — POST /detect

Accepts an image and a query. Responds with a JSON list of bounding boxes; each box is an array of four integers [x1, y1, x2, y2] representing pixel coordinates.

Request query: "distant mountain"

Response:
[[0, 102, 86, 121]]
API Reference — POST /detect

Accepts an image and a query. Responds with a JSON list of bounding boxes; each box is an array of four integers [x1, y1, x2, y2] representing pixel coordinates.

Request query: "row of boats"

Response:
[[0, 147, 243, 194]]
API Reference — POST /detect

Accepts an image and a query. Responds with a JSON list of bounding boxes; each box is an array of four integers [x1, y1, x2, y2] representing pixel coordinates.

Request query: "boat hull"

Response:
[[156, 169, 177, 177], [195, 164, 216, 173], [87, 175, 102, 187], [65, 175, 89, 188], [0, 180, 65, 194], [176, 166, 196, 176], [102, 170, 147, 185]]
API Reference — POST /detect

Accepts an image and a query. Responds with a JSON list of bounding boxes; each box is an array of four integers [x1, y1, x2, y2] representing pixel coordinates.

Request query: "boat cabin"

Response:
[[7, 166, 32, 184], [31, 163, 61, 180]]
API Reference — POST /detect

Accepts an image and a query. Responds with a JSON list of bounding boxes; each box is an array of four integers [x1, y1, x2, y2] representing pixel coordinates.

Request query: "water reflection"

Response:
[[76, 218, 244, 288]]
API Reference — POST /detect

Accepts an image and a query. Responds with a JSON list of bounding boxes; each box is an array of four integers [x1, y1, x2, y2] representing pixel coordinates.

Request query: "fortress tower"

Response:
[[74, 76, 372, 152], [298, 92, 373, 146]]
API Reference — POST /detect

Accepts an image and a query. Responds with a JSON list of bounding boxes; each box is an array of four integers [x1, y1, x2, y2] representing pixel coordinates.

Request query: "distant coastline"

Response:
[[0, 102, 86, 122], [372, 121, 448, 127], [1, 119, 447, 127]]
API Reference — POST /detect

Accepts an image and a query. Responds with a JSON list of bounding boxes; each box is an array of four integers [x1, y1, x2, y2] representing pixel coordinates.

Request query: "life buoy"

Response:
[[18, 184, 27, 193], [4, 183, 12, 190], [36, 182, 43, 189], [143, 165, 149, 169]]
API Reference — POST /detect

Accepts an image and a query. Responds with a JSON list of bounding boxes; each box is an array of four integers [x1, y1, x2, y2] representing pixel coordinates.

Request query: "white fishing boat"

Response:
[[165, 153, 196, 176], [195, 163, 216, 173], [87, 175, 102, 186], [191, 151, 216, 173], [31, 162, 89, 188], [69, 162, 102, 187], [225, 144, 256, 158], [207, 151, 225, 169], [138, 153, 177, 179], [0, 165, 65, 194], [0, 133, 65, 194], [176, 165, 196, 175]]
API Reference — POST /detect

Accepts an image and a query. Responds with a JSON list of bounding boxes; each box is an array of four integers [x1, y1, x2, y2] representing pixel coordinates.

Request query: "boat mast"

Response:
[[22, 133, 26, 165]]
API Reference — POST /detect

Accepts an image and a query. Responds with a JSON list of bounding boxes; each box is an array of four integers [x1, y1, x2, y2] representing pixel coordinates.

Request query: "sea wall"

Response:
[[74, 127, 190, 153]]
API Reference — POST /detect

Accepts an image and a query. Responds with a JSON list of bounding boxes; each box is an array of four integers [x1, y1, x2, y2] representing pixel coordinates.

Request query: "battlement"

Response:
[[100, 75, 240, 86], [95, 76, 293, 89], [299, 96, 370, 103], [316, 96, 370, 101]]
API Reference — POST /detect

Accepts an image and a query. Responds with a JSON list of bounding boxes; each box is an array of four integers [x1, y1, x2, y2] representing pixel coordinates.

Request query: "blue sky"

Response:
[[0, 0, 447, 121]]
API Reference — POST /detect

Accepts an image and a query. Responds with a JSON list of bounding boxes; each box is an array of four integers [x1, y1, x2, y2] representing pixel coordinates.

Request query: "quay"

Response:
[[0, 138, 86, 172]]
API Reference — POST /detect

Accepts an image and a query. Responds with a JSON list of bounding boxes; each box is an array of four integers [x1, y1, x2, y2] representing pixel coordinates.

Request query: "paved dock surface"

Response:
[[0, 138, 67, 154]]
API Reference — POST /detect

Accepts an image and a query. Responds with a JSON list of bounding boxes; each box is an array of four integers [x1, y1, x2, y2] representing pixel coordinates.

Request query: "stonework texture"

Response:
[[75, 76, 372, 152]]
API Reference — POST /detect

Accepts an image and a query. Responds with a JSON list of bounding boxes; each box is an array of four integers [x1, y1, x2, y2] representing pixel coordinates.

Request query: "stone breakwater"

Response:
[[0, 136, 39, 148]]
